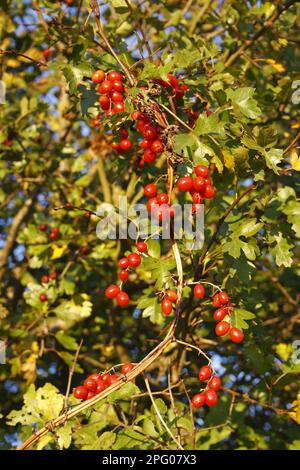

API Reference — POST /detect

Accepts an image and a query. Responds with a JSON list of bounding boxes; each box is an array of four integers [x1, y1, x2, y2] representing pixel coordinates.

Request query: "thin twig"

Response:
[[64, 340, 83, 411]]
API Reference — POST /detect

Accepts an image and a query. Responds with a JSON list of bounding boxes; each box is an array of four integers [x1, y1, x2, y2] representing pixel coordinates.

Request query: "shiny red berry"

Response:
[[143, 149, 156, 163], [165, 290, 177, 303], [39, 294, 47, 302], [144, 184, 157, 198], [121, 363, 134, 375], [98, 80, 113, 94], [131, 110, 142, 120], [147, 197, 158, 212], [105, 284, 120, 299], [151, 140, 164, 153], [116, 291, 130, 307], [161, 298, 173, 315], [215, 321, 230, 337], [111, 91, 124, 102], [192, 177, 206, 193], [177, 176, 193, 192], [194, 165, 209, 178], [218, 291, 229, 305], [73, 386, 88, 400], [119, 139, 132, 151], [198, 365, 212, 381], [191, 393, 206, 409], [214, 308, 228, 322], [95, 379, 106, 394], [41, 275, 49, 284], [108, 71, 124, 82], [98, 94, 110, 110], [229, 327, 244, 343], [136, 241, 147, 253], [194, 284, 205, 299], [205, 389, 218, 407], [208, 376, 222, 391], [92, 70, 106, 84], [118, 258, 129, 269], [156, 193, 169, 205], [38, 223, 47, 231], [127, 252, 141, 268], [204, 185, 216, 199], [112, 80, 124, 92], [119, 270, 129, 281], [83, 377, 97, 391], [113, 102, 125, 113], [106, 373, 119, 385], [213, 293, 221, 307]]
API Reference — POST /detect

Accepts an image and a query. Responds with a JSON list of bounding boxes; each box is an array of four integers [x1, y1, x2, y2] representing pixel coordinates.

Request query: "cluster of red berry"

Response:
[[92, 69, 125, 117], [161, 289, 178, 316], [177, 165, 216, 215], [131, 110, 164, 166], [154, 73, 189, 100], [105, 242, 147, 307], [41, 272, 58, 284], [213, 292, 244, 343], [143, 183, 174, 221], [38, 223, 60, 241], [73, 363, 134, 401], [191, 365, 221, 409]]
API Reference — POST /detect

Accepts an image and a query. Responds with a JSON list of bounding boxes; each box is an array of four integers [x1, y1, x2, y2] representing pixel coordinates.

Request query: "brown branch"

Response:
[[64, 340, 83, 411], [224, 0, 298, 67], [283, 130, 300, 155], [0, 50, 48, 68]]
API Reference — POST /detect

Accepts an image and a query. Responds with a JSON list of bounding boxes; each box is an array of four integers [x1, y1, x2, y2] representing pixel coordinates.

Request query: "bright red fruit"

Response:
[[208, 376, 222, 391], [192, 177, 206, 192], [161, 298, 173, 315], [204, 185, 216, 199], [38, 223, 47, 231], [151, 140, 164, 153], [143, 125, 157, 140], [96, 379, 106, 394], [98, 94, 110, 110], [107, 373, 119, 385], [121, 363, 134, 375], [119, 270, 129, 281], [213, 293, 221, 307], [105, 284, 120, 299], [198, 365, 212, 381], [194, 165, 209, 178], [111, 141, 120, 150], [113, 102, 125, 113], [143, 149, 156, 163], [205, 389, 218, 407], [73, 386, 88, 400], [83, 377, 97, 391], [156, 193, 169, 205], [108, 71, 123, 82], [92, 70, 105, 84], [39, 294, 47, 302], [192, 192, 202, 204], [165, 290, 177, 303], [112, 80, 124, 92], [140, 139, 151, 149], [118, 257, 129, 269], [147, 197, 158, 212], [144, 184, 157, 198], [127, 252, 141, 268], [215, 321, 230, 337], [194, 284, 205, 299], [98, 80, 113, 94], [131, 110, 142, 120], [177, 176, 193, 192], [87, 391, 95, 399], [136, 241, 147, 253], [49, 228, 60, 240], [218, 291, 229, 305], [41, 275, 49, 284], [119, 139, 132, 151], [101, 372, 111, 383], [116, 291, 130, 307], [229, 327, 244, 343], [167, 74, 179, 88], [214, 308, 228, 322], [49, 271, 58, 280], [191, 393, 206, 409]]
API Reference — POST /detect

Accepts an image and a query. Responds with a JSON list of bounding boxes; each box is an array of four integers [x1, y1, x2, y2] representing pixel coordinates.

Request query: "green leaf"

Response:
[[54, 295, 92, 322], [268, 234, 294, 267], [147, 239, 161, 258], [231, 308, 256, 330], [56, 423, 73, 449], [55, 331, 78, 350], [226, 87, 261, 119], [108, 382, 140, 403], [264, 148, 283, 174]]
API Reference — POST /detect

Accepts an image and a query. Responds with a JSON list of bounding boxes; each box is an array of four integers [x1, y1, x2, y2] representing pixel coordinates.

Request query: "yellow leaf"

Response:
[[265, 59, 285, 72], [51, 244, 68, 260], [222, 149, 235, 171], [275, 343, 293, 361], [290, 149, 300, 171]]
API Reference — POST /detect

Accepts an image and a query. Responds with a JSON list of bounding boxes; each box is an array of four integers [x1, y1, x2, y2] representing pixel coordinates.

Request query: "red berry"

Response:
[[92, 70, 106, 84], [39, 294, 47, 302], [136, 241, 147, 253], [120, 127, 128, 138], [229, 327, 244, 344], [193, 284, 205, 299], [144, 184, 157, 198], [98, 80, 113, 94], [111, 141, 120, 150], [121, 363, 134, 375], [41, 275, 49, 284], [213, 293, 221, 307], [73, 386, 88, 400], [165, 290, 177, 303], [119, 139, 132, 151], [42, 48, 51, 59], [101, 372, 111, 383], [49, 272, 58, 280], [38, 223, 47, 232], [95, 379, 106, 394], [113, 102, 125, 113], [192, 203, 201, 215], [127, 252, 141, 268], [106, 373, 119, 385], [111, 91, 124, 102], [167, 74, 179, 88], [86, 391, 95, 400], [112, 80, 124, 92], [192, 177, 206, 193], [147, 197, 158, 212], [143, 125, 157, 140], [116, 291, 130, 307], [49, 228, 60, 240], [203, 185, 216, 199], [198, 365, 212, 381], [156, 193, 169, 205], [119, 270, 129, 281], [208, 376, 222, 391], [140, 139, 151, 149], [194, 165, 209, 178], [214, 308, 228, 322], [98, 94, 110, 110], [118, 257, 129, 269], [161, 298, 173, 316], [105, 284, 120, 299], [131, 110, 142, 120], [137, 120, 147, 133], [107, 71, 124, 82], [177, 176, 193, 192], [205, 389, 218, 407], [151, 139, 164, 154], [83, 377, 97, 391], [218, 291, 229, 305], [191, 393, 206, 409], [88, 373, 100, 381], [215, 321, 230, 337], [143, 149, 156, 163]]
